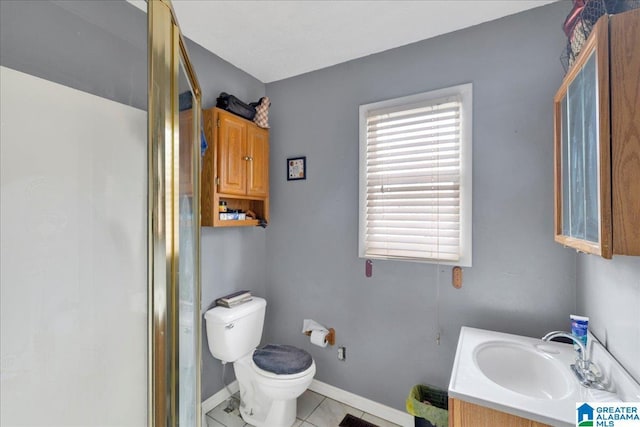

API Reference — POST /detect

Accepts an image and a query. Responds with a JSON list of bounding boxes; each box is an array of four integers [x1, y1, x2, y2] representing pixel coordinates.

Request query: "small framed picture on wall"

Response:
[[287, 156, 306, 181]]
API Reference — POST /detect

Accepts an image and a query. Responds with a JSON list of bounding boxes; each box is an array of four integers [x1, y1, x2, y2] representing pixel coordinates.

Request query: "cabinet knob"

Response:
[[244, 156, 253, 161]]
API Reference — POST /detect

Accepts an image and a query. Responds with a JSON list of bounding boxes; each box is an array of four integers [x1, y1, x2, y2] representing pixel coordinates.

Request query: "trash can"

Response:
[[406, 384, 449, 427]]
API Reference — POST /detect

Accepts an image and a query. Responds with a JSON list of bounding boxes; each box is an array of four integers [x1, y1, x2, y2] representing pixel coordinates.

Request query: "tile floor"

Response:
[[205, 389, 402, 427]]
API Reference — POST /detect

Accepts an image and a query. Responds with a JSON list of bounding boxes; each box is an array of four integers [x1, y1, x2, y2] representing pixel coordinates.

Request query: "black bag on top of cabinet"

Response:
[[216, 92, 256, 120]]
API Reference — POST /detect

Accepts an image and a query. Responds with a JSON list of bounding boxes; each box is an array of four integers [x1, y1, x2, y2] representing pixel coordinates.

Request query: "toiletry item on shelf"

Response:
[[219, 210, 246, 221], [216, 290, 252, 308], [571, 314, 589, 352]]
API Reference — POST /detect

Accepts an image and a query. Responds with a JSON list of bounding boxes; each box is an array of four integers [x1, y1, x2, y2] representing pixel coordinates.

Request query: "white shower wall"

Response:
[[0, 66, 147, 426]]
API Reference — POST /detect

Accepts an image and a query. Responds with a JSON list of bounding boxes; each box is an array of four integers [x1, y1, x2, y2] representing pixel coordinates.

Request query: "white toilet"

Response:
[[205, 297, 316, 427]]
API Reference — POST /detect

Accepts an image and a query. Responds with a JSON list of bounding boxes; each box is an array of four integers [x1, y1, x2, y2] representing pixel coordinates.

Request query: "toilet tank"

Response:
[[204, 297, 266, 362]]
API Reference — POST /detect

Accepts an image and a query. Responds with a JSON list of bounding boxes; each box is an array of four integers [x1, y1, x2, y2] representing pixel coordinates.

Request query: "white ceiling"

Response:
[[132, 1, 557, 83]]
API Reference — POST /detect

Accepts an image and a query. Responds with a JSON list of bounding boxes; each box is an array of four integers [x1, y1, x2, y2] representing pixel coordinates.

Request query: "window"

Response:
[[358, 83, 472, 266]]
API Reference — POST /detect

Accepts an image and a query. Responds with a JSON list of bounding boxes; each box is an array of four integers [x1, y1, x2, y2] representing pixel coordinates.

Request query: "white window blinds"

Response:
[[359, 84, 472, 265]]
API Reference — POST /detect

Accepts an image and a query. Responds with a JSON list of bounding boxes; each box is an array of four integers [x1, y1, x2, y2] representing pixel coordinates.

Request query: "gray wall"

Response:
[[577, 256, 640, 383], [0, 0, 147, 110], [200, 226, 268, 399], [185, 40, 265, 111], [264, 2, 575, 410]]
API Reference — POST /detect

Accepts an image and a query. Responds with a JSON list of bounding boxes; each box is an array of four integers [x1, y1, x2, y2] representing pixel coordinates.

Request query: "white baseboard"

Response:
[[202, 379, 413, 427], [309, 379, 414, 427], [201, 380, 239, 426]]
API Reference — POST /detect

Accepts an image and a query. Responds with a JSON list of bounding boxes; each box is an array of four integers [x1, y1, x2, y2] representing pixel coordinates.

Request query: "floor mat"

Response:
[[339, 413, 379, 427]]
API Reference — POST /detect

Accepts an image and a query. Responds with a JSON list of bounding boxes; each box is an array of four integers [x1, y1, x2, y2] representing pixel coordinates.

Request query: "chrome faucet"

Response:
[[542, 331, 606, 390], [542, 331, 589, 367]]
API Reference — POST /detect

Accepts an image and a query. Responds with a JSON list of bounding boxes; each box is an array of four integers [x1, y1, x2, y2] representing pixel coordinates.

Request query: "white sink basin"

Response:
[[449, 327, 581, 426], [473, 341, 573, 399], [448, 327, 638, 427], [449, 327, 638, 427]]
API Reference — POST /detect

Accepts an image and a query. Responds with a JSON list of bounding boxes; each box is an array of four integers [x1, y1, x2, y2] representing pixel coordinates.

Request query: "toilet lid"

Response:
[[252, 344, 313, 375]]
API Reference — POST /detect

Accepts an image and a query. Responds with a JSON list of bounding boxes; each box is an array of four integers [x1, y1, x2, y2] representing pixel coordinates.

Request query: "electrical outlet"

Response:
[[337, 346, 346, 361]]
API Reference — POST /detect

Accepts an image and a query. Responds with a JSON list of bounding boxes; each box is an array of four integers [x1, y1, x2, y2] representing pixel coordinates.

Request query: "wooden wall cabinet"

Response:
[[554, 9, 640, 258], [202, 108, 269, 227], [448, 398, 549, 427]]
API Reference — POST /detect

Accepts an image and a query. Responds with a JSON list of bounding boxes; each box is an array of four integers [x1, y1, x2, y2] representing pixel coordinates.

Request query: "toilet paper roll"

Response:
[[310, 329, 328, 348]]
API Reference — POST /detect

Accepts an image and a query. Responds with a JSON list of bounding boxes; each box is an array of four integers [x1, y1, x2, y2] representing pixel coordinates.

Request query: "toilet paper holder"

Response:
[[304, 327, 335, 346]]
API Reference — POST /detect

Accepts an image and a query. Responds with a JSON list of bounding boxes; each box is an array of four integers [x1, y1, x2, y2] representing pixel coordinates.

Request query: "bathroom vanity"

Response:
[[448, 327, 640, 427]]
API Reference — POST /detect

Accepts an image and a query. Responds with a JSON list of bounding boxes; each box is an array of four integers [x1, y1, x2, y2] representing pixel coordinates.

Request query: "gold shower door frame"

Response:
[[148, 1, 202, 426]]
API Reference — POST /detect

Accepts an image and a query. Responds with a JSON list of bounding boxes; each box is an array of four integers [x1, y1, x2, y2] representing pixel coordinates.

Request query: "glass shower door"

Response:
[[177, 60, 201, 427]]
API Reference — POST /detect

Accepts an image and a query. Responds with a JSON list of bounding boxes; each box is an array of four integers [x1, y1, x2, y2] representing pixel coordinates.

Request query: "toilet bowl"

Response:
[[234, 352, 316, 426], [205, 297, 315, 427], [252, 358, 316, 400]]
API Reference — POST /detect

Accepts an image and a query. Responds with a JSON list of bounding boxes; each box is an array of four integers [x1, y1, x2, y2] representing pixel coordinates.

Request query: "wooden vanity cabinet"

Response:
[[202, 107, 269, 227], [448, 398, 550, 427], [553, 9, 640, 258]]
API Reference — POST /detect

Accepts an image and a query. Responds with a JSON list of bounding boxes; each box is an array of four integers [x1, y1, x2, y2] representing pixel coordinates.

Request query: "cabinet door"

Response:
[[554, 14, 611, 257], [449, 399, 550, 427], [246, 126, 269, 197], [217, 112, 247, 195], [610, 9, 640, 255]]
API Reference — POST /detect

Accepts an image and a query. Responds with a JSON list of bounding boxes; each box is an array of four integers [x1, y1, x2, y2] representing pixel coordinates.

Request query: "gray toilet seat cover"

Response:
[[253, 344, 312, 375]]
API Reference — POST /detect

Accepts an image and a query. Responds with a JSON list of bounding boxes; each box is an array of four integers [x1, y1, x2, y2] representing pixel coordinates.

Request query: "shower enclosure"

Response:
[[0, 0, 202, 425]]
